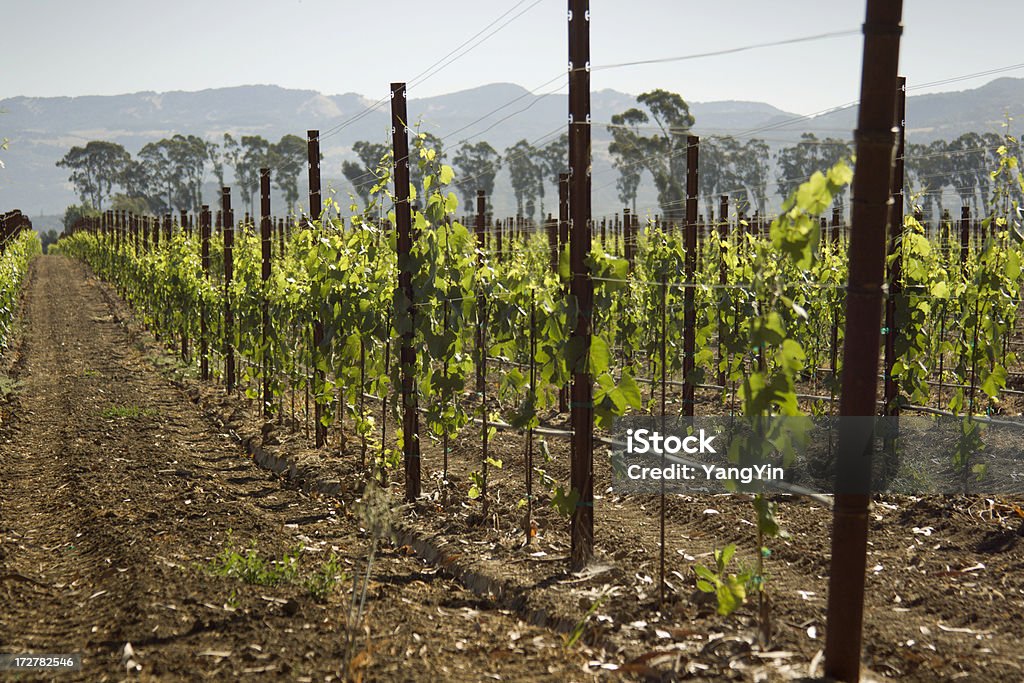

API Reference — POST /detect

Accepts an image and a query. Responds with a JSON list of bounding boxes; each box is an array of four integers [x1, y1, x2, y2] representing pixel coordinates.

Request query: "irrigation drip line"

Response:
[[900, 403, 1024, 429], [348, 382, 835, 505]]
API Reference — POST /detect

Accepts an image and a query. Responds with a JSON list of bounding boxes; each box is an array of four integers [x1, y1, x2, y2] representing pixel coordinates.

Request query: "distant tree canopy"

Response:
[[537, 133, 568, 217], [775, 133, 853, 208], [56, 141, 130, 210], [608, 89, 696, 222], [342, 141, 389, 208], [62, 203, 100, 231], [452, 141, 501, 212], [271, 134, 307, 212], [505, 139, 542, 219], [53, 120, 1021, 226], [56, 133, 310, 217]]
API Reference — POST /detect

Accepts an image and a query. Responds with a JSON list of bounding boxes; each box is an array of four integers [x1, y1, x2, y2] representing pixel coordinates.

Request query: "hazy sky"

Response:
[[3, 0, 1024, 116]]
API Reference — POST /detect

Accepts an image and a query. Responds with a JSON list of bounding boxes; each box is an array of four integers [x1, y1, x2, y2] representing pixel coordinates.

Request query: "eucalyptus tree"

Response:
[[737, 139, 771, 215], [699, 136, 743, 218], [270, 134, 307, 212], [168, 134, 210, 211], [504, 139, 542, 219], [234, 136, 272, 213], [776, 133, 852, 208], [607, 89, 695, 222], [947, 132, 985, 214], [538, 133, 568, 216], [56, 140, 131, 210], [452, 141, 502, 212], [137, 140, 175, 212]]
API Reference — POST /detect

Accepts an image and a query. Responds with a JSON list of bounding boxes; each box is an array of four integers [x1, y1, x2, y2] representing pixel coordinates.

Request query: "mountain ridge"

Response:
[[3, 78, 1023, 219]]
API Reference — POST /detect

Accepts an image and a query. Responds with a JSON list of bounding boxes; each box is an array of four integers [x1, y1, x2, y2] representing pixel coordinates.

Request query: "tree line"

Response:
[[56, 133, 307, 216], [905, 132, 1024, 221], [605, 89, 1023, 223], [55, 88, 1021, 224], [338, 132, 570, 219]]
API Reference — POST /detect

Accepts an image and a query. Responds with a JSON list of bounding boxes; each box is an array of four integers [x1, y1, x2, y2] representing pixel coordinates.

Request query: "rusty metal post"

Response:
[[200, 205, 211, 381], [824, 2, 904, 681], [547, 213, 558, 271], [307, 130, 327, 448], [558, 173, 570, 413], [221, 188, 236, 394], [884, 77, 906, 417], [682, 136, 698, 416], [392, 82, 421, 501], [260, 168, 273, 417], [623, 207, 633, 270], [718, 194, 729, 387], [568, 0, 593, 570], [495, 218, 503, 261], [476, 190, 487, 393], [959, 205, 970, 270]]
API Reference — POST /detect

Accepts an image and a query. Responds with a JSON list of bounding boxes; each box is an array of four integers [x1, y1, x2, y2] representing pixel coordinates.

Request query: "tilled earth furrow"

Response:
[[0, 256, 596, 681]]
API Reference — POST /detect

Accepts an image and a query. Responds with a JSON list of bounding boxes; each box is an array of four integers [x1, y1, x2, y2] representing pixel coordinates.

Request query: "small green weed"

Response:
[[209, 541, 301, 586], [694, 544, 753, 616], [305, 553, 348, 602]]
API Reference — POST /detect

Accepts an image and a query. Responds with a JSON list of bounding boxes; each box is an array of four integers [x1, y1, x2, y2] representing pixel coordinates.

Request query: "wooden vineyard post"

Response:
[[682, 136, 698, 416], [824, 1, 904, 681], [307, 130, 327, 448], [180, 209, 188, 238], [221, 188, 236, 394], [558, 173, 570, 414], [832, 205, 842, 244], [392, 81, 421, 502], [718, 194, 729, 387], [884, 77, 907, 417], [568, 0, 593, 570], [163, 213, 171, 243], [200, 205, 211, 381], [476, 190, 486, 393], [260, 168, 273, 417]]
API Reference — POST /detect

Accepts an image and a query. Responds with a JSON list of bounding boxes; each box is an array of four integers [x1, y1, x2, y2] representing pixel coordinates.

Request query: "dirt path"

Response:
[[0, 256, 598, 682]]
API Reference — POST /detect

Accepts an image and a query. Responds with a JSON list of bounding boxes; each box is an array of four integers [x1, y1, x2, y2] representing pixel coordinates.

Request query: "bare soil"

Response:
[[3, 255, 1024, 682], [0, 256, 595, 682]]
